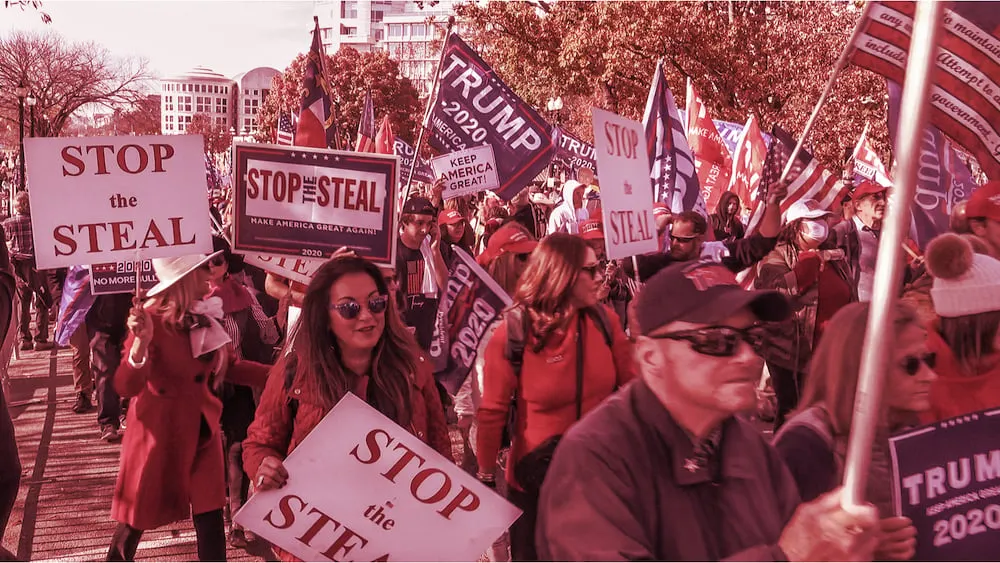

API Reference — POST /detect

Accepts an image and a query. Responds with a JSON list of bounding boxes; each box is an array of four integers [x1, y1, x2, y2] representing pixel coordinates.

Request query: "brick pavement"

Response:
[[0, 345, 273, 561]]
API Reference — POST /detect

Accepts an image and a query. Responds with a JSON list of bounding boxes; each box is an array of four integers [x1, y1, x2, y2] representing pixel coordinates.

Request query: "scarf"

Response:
[[181, 296, 232, 358]]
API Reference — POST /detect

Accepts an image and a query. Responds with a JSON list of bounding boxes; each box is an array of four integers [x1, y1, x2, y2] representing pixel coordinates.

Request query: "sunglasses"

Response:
[[670, 233, 698, 243], [329, 295, 389, 320], [900, 352, 936, 376], [580, 263, 602, 278], [209, 255, 226, 267], [648, 325, 767, 357]]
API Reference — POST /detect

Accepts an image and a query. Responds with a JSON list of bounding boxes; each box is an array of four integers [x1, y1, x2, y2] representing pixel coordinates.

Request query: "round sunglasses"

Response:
[[647, 325, 767, 357], [900, 352, 936, 375], [329, 295, 389, 320]]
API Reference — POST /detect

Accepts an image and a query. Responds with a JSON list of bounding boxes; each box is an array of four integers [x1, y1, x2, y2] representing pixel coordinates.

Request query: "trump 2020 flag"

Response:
[[643, 59, 705, 216], [429, 33, 556, 200]]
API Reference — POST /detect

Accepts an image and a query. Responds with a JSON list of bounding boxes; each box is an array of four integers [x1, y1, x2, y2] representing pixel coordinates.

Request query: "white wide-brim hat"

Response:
[[146, 251, 224, 298]]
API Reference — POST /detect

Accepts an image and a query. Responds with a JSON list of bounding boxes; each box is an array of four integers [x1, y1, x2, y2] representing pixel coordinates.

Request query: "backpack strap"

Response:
[[583, 305, 615, 348]]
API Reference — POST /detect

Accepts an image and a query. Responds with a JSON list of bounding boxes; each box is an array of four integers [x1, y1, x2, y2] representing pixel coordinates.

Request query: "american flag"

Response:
[[745, 126, 845, 236], [276, 111, 295, 146], [355, 91, 376, 153], [848, 1, 1000, 179]]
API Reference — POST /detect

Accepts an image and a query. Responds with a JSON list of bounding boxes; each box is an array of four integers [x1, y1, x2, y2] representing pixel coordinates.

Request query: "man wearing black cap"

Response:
[[535, 261, 880, 561], [397, 195, 448, 350]]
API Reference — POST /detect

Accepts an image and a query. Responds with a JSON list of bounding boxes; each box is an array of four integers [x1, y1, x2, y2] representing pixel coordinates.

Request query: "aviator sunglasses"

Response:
[[647, 325, 767, 357], [329, 295, 389, 320]]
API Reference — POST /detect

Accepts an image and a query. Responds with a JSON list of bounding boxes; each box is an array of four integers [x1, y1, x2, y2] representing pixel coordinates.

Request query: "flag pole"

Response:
[[778, 0, 873, 184], [840, 0, 943, 511], [314, 15, 342, 151], [402, 16, 455, 206]]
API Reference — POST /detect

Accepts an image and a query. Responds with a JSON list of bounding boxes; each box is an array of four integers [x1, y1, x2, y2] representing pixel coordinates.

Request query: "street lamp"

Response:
[[546, 96, 563, 125], [25, 94, 37, 138], [14, 84, 28, 193]]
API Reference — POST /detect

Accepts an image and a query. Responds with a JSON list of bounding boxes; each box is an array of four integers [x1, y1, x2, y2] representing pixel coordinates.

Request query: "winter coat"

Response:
[[546, 182, 588, 235], [710, 191, 746, 241], [242, 352, 451, 562], [755, 242, 854, 372], [112, 315, 269, 530]]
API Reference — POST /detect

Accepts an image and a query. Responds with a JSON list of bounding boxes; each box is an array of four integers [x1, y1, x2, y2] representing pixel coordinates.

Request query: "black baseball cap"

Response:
[[635, 260, 790, 335], [402, 196, 436, 216]]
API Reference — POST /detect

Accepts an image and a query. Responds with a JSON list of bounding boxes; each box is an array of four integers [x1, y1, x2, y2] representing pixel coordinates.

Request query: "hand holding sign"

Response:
[[255, 455, 289, 491], [874, 517, 917, 561]]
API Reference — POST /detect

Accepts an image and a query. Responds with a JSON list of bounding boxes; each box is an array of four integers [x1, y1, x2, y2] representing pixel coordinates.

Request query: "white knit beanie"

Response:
[[926, 233, 1000, 318]]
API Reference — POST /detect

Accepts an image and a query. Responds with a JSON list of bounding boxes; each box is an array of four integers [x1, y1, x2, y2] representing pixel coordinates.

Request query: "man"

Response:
[[546, 180, 588, 235], [965, 180, 1000, 259], [536, 261, 880, 561], [85, 293, 131, 442], [3, 192, 53, 351], [396, 195, 447, 351], [832, 180, 887, 302]]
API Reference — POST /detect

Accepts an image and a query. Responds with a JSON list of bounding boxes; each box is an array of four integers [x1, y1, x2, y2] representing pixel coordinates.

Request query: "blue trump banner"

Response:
[[552, 127, 597, 174], [429, 34, 556, 201], [889, 408, 1000, 560]]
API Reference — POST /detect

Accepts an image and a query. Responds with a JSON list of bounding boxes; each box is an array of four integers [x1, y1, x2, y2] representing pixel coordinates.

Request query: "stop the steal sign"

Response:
[[431, 145, 500, 200], [235, 393, 521, 561]]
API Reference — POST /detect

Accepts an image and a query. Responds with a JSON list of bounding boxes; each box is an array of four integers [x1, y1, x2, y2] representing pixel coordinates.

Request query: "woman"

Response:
[[921, 233, 1000, 421], [206, 236, 280, 547], [755, 199, 854, 429], [476, 233, 635, 561], [773, 302, 931, 560], [242, 256, 451, 561], [108, 252, 270, 561]]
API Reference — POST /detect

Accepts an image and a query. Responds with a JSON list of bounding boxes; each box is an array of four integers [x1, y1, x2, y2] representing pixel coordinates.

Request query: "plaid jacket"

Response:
[[3, 213, 33, 259]]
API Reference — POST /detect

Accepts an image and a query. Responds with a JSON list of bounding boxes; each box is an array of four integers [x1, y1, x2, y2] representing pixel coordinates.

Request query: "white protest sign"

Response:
[[592, 108, 658, 260], [23, 135, 212, 270], [430, 145, 500, 200], [234, 393, 521, 562], [241, 253, 324, 287]]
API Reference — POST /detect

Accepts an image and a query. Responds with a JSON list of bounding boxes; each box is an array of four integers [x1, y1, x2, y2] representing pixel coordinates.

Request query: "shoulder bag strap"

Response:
[[575, 313, 585, 420]]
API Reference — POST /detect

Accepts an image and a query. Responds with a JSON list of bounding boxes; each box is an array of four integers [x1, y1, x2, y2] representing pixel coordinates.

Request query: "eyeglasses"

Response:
[[647, 325, 767, 357], [580, 263, 602, 278], [670, 233, 698, 243], [329, 295, 389, 320], [900, 352, 936, 376], [209, 255, 226, 267]]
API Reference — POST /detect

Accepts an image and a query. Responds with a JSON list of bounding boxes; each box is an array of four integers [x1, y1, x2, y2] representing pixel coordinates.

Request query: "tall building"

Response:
[[160, 66, 279, 136], [314, 0, 459, 96]]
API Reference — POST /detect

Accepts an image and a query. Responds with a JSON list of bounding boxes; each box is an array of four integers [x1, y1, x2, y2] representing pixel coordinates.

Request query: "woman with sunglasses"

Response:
[[108, 252, 271, 561], [773, 302, 933, 561], [476, 233, 635, 561], [242, 256, 451, 558], [755, 199, 855, 429], [920, 233, 1000, 421]]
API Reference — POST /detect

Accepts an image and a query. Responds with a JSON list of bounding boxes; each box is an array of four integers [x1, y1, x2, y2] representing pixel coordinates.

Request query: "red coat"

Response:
[[242, 353, 451, 561], [112, 315, 268, 530], [921, 328, 1000, 423]]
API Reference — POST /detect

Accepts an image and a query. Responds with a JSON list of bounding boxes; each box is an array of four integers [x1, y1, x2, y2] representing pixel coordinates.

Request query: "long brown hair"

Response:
[[512, 233, 588, 352], [799, 301, 918, 435], [938, 311, 1000, 375], [287, 256, 419, 426]]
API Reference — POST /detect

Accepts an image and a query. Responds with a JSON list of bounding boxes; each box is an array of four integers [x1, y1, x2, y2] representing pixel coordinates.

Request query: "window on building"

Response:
[[216, 98, 227, 113], [412, 23, 426, 37], [371, 10, 383, 22], [375, 29, 384, 41], [244, 118, 251, 129], [388, 23, 402, 37], [261, 88, 269, 101], [342, 0, 358, 18], [181, 96, 192, 112], [178, 122, 185, 132], [216, 117, 226, 126], [196, 96, 209, 113]]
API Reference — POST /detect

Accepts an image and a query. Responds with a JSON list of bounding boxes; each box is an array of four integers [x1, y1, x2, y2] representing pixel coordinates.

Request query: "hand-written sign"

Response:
[[234, 393, 521, 562], [889, 408, 1000, 561], [592, 108, 658, 260], [232, 143, 398, 267], [430, 146, 500, 200], [90, 260, 159, 295], [23, 135, 212, 269]]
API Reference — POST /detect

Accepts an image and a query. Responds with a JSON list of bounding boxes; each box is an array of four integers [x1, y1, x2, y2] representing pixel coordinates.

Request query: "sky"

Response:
[[2, 0, 317, 79]]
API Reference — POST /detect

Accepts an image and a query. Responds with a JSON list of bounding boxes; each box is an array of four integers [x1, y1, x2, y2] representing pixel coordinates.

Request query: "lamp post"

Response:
[[546, 96, 563, 126], [26, 94, 37, 138], [14, 83, 28, 193]]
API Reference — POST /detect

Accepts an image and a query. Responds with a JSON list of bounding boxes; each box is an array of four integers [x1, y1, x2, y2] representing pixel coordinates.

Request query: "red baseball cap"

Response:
[[438, 209, 465, 226], [966, 181, 1000, 223], [653, 202, 671, 217], [479, 224, 537, 264], [851, 180, 888, 201], [579, 219, 604, 241]]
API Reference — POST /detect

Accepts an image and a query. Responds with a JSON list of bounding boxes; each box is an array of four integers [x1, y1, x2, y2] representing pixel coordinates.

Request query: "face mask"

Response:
[[800, 220, 829, 243]]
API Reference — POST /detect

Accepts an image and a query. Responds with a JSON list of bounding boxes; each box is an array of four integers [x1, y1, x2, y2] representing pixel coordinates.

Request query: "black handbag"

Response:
[[512, 314, 586, 496]]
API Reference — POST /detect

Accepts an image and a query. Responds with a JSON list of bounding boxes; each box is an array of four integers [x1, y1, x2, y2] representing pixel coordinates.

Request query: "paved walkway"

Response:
[[1, 344, 273, 561]]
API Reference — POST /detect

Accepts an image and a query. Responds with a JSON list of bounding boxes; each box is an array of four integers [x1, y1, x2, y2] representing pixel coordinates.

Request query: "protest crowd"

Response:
[[1, 1, 1000, 562]]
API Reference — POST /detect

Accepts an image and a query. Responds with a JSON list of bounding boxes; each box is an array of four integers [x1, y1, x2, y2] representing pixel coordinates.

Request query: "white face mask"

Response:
[[800, 220, 829, 243]]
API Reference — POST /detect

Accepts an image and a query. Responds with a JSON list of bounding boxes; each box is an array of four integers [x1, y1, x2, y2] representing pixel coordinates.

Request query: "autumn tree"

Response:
[[455, 0, 888, 170], [0, 30, 152, 145], [257, 47, 421, 147], [188, 113, 233, 155]]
